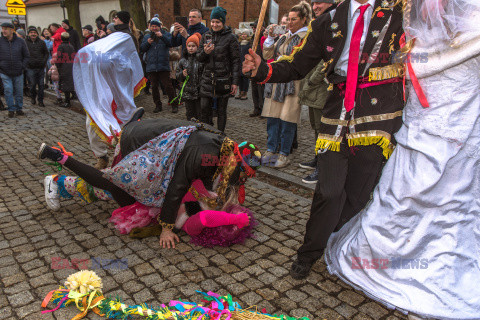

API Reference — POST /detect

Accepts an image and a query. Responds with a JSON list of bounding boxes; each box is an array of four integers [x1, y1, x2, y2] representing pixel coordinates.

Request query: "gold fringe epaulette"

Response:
[[314, 135, 342, 154], [347, 133, 395, 159]]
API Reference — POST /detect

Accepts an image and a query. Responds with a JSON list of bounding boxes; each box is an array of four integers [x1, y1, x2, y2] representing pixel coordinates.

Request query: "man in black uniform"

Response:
[[244, 0, 405, 279]]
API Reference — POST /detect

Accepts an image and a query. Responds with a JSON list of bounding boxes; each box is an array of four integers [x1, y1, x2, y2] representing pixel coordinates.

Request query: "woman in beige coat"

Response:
[[262, 1, 312, 168]]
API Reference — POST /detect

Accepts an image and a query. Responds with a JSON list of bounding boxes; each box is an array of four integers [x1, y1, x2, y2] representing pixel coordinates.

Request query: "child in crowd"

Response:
[[176, 33, 203, 121], [47, 53, 63, 105]]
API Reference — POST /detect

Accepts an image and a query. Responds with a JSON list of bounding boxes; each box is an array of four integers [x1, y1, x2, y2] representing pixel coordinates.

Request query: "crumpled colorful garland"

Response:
[[42, 271, 311, 320]]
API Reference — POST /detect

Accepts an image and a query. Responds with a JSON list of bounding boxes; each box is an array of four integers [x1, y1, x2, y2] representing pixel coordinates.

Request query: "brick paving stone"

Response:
[[7, 290, 34, 308], [338, 290, 367, 307], [359, 302, 389, 320]]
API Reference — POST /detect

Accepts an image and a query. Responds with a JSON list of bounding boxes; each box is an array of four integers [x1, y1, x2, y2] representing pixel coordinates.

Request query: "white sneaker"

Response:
[[44, 175, 60, 211], [274, 154, 291, 168]]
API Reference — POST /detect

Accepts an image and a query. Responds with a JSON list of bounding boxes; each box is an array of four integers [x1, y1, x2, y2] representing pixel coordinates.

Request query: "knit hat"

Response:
[[27, 26, 38, 34], [16, 29, 26, 38], [149, 18, 161, 27], [186, 32, 201, 47], [62, 19, 70, 26], [238, 142, 262, 171], [82, 25, 93, 32], [210, 6, 227, 24], [107, 23, 116, 33], [1, 22, 14, 29], [61, 32, 70, 40], [115, 11, 130, 24]]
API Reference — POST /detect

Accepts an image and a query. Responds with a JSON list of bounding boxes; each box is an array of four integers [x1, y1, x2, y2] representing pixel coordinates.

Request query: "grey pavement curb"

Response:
[[44, 90, 315, 192]]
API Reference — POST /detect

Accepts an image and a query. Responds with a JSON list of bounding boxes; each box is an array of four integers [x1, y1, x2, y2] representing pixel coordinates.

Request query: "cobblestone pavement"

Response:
[[0, 97, 408, 320]]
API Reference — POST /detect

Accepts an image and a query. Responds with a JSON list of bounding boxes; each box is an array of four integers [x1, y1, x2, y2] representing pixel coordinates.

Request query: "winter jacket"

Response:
[[171, 22, 209, 51], [51, 27, 66, 54], [56, 40, 75, 92], [176, 52, 203, 101], [0, 33, 29, 77], [120, 118, 223, 225], [140, 31, 173, 73], [48, 64, 59, 81], [197, 26, 240, 98], [298, 62, 329, 110], [26, 36, 49, 69], [114, 24, 139, 52], [66, 27, 81, 52], [83, 34, 94, 47], [239, 40, 251, 64]]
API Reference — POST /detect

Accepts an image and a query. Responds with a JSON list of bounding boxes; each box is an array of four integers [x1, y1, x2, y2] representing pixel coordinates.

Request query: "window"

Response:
[[202, 0, 218, 9]]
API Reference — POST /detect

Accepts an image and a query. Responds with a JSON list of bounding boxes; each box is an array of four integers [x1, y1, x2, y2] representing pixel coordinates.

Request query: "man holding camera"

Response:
[[172, 9, 208, 53], [140, 18, 177, 113]]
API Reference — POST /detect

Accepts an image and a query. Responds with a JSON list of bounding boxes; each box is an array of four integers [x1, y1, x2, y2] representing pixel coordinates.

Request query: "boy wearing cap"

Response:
[[26, 26, 49, 108], [0, 22, 30, 118], [176, 33, 203, 120]]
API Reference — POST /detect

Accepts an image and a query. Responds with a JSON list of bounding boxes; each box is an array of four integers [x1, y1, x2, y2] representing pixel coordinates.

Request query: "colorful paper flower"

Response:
[[65, 270, 103, 294], [377, 11, 385, 18], [331, 22, 338, 30], [381, 0, 390, 7], [371, 98, 378, 105], [372, 30, 380, 38], [326, 46, 334, 52]]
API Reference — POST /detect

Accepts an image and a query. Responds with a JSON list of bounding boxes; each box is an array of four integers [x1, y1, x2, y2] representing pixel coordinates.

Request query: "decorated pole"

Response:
[[252, 0, 270, 53]]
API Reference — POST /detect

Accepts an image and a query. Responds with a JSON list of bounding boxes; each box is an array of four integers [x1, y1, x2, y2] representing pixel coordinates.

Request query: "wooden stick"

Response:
[[252, 0, 270, 53]]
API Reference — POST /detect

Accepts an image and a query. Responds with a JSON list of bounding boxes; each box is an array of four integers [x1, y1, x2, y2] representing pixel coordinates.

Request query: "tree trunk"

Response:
[[64, 0, 82, 43], [119, 0, 147, 31]]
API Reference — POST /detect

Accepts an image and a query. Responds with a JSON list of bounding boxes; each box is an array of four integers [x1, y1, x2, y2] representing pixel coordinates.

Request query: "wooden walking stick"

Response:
[[252, 0, 270, 53], [245, 0, 270, 77]]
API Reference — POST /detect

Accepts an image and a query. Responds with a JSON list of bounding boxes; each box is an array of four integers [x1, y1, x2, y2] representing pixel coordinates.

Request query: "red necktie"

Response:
[[344, 4, 370, 112]]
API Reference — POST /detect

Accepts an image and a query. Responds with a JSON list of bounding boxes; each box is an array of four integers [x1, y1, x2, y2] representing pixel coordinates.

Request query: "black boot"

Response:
[[31, 97, 36, 105], [37, 143, 63, 162], [302, 166, 319, 184], [0, 100, 5, 111], [153, 104, 162, 113], [290, 259, 314, 280]]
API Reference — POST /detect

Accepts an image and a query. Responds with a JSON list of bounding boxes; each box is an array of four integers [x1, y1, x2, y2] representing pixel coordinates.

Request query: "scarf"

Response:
[[264, 32, 303, 103]]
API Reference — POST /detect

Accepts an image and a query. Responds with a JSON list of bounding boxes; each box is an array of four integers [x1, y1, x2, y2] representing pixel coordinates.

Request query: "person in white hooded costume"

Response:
[[326, 0, 480, 319], [73, 32, 146, 169]]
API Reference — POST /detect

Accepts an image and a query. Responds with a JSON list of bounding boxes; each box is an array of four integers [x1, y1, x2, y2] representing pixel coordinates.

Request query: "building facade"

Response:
[[149, 0, 299, 30], [26, 0, 122, 30]]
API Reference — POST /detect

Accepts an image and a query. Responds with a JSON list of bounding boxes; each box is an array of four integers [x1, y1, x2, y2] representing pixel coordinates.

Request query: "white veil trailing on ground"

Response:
[[403, 0, 480, 44], [73, 32, 146, 143]]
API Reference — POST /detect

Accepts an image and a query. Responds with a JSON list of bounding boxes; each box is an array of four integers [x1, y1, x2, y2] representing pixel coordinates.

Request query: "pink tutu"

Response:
[[109, 202, 160, 234]]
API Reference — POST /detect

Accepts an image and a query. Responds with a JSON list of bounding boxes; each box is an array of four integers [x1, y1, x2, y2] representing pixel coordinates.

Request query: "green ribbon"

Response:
[[43, 161, 63, 175], [170, 75, 189, 105]]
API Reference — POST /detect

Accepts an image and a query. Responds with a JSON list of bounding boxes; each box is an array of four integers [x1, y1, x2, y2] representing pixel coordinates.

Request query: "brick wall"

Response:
[[149, 0, 300, 30]]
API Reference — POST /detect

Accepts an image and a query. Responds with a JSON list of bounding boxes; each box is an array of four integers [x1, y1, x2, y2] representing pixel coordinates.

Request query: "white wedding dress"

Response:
[[326, 1, 480, 319]]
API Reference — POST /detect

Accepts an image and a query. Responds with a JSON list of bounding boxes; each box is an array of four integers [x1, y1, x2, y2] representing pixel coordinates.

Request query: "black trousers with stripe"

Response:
[[297, 143, 385, 264]]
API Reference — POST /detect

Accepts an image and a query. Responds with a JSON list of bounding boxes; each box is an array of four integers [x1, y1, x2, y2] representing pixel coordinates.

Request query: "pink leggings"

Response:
[[182, 210, 249, 236]]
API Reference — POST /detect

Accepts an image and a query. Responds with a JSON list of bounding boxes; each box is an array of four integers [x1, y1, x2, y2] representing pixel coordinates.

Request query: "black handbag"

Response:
[[210, 43, 231, 96]]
